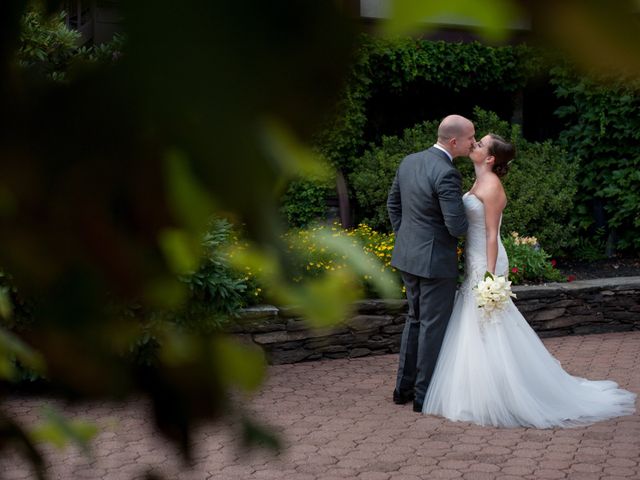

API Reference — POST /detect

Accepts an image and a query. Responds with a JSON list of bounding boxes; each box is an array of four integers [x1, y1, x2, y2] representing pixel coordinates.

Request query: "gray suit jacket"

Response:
[[387, 147, 468, 278]]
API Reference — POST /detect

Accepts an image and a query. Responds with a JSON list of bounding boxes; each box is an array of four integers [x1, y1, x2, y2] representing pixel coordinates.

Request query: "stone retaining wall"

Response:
[[229, 277, 640, 365]]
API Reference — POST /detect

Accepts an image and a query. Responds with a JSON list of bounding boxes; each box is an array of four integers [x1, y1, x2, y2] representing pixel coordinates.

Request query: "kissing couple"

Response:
[[387, 114, 635, 428]]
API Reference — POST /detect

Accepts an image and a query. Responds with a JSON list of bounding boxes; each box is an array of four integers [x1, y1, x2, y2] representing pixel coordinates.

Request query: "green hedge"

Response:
[[350, 108, 577, 255], [279, 177, 334, 228], [314, 35, 544, 173], [350, 118, 438, 230], [552, 66, 640, 252]]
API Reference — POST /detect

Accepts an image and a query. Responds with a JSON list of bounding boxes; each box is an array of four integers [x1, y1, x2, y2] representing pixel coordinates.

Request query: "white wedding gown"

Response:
[[422, 193, 636, 428]]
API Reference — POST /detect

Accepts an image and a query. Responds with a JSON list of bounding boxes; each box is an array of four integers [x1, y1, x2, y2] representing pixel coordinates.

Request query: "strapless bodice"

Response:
[[461, 193, 509, 289]]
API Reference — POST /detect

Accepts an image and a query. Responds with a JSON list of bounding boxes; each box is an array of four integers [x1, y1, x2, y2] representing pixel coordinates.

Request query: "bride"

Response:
[[421, 133, 636, 428]]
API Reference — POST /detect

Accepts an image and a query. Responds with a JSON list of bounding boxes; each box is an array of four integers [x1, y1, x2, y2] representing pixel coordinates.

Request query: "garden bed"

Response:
[[558, 255, 640, 281]]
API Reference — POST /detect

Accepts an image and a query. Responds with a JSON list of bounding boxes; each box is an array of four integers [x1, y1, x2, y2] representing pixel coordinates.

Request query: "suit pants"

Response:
[[395, 272, 457, 404]]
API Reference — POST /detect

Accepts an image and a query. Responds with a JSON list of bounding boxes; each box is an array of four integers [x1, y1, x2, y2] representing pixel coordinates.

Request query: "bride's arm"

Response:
[[482, 188, 506, 274]]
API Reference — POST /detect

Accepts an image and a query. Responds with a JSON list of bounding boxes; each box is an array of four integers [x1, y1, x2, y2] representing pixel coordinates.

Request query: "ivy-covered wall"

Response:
[[551, 68, 640, 252], [315, 35, 545, 173]]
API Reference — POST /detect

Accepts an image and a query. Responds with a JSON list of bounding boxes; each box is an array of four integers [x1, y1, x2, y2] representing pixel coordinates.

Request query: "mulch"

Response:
[[556, 254, 640, 281]]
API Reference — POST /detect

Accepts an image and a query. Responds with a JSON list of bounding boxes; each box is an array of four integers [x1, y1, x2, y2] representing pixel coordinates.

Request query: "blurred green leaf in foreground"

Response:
[[0, 0, 360, 475]]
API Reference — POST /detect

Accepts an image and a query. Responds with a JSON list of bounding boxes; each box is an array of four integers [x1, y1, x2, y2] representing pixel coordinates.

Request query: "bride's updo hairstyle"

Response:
[[488, 134, 515, 178]]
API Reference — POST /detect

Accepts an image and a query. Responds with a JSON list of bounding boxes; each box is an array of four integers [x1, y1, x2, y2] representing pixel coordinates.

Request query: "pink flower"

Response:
[[551, 259, 557, 267], [567, 274, 577, 282], [511, 267, 519, 274]]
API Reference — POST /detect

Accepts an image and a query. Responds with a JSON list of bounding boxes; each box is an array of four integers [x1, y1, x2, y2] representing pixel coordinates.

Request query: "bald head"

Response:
[[437, 115, 474, 142], [436, 114, 476, 158]]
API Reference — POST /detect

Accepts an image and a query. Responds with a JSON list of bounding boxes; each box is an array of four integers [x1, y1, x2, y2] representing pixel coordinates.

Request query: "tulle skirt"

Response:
[[422, 289, 637, 428]]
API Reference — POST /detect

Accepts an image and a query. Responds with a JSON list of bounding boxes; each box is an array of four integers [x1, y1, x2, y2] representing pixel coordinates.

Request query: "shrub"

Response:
[[350, 119, 439, 230], [18, 6, 124, 81], [0, 271, 33, 332], [2, 218, 261, 370], [177, 218, 259, 328], [501, 141, 577, 256], [502, 232, 565, 284], [349, 108, 578, 255], [571, 227, 607, 262], [551, 66, 640, 253], [279, 223, 562, 294], [282, 223, 402, 298], [18, 7, 81, 79], [122, 217, 266, 366], [0, 271, 41, 381], [279, 178, 333, 228], [137, 218, 263, 341]]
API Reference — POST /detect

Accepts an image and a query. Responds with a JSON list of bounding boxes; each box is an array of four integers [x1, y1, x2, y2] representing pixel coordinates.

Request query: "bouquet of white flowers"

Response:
[[473, 272, 517, 319]]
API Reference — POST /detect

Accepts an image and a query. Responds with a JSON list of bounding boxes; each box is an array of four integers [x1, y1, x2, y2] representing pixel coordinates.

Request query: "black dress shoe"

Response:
[[392, 389, 414, 405], [413, 400, 423, 413]]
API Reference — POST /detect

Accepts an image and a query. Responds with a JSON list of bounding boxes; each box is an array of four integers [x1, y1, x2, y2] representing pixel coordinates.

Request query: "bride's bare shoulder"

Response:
[[475, 176, 506, 205]]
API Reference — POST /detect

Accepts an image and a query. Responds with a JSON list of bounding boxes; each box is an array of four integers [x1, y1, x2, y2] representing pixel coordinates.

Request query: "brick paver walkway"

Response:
[[1, 331, 639, 479]]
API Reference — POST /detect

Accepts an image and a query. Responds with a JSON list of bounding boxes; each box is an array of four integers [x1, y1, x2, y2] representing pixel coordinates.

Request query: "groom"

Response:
[[387, 114, 474, 412]]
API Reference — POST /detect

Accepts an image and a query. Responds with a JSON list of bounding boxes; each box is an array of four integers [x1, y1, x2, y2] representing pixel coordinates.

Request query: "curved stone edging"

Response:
[[229, 277, 640, 364]]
